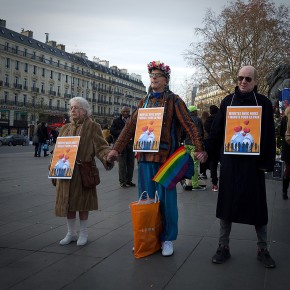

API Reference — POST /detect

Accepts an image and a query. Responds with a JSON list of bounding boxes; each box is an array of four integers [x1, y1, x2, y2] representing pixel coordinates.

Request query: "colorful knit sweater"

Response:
[[113, 90, 203, 163]]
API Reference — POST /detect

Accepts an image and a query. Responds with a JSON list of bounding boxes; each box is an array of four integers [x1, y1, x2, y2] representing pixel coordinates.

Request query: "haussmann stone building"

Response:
[[0, 19, 147, 139]]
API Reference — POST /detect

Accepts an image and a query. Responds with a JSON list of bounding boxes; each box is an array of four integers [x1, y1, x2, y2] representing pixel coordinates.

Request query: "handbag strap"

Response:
[[138, 191, 159, 204]]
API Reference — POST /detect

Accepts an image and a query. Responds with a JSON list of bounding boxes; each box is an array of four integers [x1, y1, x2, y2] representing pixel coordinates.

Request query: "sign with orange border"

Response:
[[224, 106, 262, 155], [133, 107, 164, 152], [48, 136, 80, 179]]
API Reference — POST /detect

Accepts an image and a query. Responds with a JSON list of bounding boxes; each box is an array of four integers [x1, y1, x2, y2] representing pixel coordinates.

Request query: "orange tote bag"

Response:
[[130, 191, 162, 258]]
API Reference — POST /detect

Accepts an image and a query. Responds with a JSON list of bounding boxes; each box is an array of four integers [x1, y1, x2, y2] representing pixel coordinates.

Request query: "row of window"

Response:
[[3, 57, 141, 98], [0, 109, 27, 121], [1, 91, 115, 115], [1, 77, 135, 107], [2, 42, 143, 91]]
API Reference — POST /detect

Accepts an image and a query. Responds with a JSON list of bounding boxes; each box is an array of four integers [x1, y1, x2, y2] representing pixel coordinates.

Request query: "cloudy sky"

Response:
[[2, 0, 288, 94]]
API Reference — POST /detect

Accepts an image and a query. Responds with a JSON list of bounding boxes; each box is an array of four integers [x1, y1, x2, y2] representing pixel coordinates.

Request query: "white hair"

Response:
[[68, 97, 92, 117]]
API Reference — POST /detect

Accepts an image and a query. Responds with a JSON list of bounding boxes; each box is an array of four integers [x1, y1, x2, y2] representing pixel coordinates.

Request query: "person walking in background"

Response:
[[102, 124, 113, 145], [110, 106, 136, 188], [183, 105, 206, 191], [204, 105, 220, 192], [49, 127, 59, 155], [51, 97, 114, 247], [199, 110, 210, 179], [279, 106, 290, 200], [32, 121, 40, 157], [205, 65, 276, 268], [37, 122, 49, 157], [107, 61, 207, 256], [50, 127, 59, 144]]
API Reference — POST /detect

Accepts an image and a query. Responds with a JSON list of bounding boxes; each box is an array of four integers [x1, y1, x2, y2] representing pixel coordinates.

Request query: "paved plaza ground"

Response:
[[0, 147, 289, 290]]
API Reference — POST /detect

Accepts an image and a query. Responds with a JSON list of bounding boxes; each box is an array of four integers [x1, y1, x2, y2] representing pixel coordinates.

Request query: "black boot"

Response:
[[282, 177, 289, 200]]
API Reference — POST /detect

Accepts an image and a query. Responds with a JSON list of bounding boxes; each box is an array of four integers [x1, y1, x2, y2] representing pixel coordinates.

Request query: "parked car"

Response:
[[1, 135, 28, 146], [0, 137, 4, 146]]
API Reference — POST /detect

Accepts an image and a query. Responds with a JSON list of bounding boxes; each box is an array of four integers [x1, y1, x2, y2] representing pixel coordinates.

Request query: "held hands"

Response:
[[194, 151, 208, 163], [107, 149, 119, 163]]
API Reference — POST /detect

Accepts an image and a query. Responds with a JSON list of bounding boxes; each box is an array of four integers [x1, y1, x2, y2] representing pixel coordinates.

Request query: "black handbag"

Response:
[[77, 159, 100, 188]]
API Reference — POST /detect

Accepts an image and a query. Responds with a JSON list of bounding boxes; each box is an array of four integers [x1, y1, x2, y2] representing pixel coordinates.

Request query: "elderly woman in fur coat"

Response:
[[53, 97, 114, 246]]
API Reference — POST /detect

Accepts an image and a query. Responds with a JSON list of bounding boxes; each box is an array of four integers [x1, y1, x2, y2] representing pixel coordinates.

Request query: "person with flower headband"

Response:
[[107, 60, 207, 256]]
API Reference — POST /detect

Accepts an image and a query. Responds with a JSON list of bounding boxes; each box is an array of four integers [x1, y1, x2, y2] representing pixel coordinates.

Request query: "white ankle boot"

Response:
[[77, 219, 88, 246], [59, 233, 78, 245], [59, 219, 78, 245]]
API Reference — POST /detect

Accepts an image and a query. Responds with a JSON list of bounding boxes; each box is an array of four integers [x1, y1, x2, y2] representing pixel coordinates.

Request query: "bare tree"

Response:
[[184, 0, 290, 95]]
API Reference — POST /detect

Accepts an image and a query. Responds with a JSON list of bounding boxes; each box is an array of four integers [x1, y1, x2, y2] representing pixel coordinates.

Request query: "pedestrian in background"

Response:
[[280, 106, 290, 200], [49, 127, 59, 155], [206, 65, 276, 268], [102, 124, 113, 145], [52, 97, 114, 247], [199, 110, 210, 179], [50, 127, 59, 144], [32, 121, 40, 157], [37, 122, 49, 157], [110, 106, 136, 188], [204, 105, 220, 192], [183, 105, 206, 191], [107, 60, 207, 256]]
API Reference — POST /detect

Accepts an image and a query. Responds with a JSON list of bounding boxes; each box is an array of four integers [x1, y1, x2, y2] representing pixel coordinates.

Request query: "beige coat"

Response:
[[54, 117, 112, 217]]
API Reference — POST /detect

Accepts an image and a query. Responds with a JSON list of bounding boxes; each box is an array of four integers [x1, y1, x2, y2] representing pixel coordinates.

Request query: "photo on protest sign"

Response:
[[224, 106, 262, 155], [48, 136, 80, 179], [133, 107, 164, 152]]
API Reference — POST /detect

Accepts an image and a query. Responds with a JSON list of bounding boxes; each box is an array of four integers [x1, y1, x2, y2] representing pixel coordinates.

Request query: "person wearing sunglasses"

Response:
[[107, 60, 207, 257], [205, 65, 276, 268]]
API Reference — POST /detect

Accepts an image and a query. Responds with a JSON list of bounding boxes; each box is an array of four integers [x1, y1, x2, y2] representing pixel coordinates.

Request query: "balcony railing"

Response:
[[49, 90, 57, 96], [14, 84, 23, 90], [31, 87, 39, 93], [0, 99, 67, 112]]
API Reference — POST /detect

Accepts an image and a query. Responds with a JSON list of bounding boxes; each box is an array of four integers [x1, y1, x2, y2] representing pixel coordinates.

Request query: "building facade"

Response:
[[0, 19, 146, 138], [194, 85, 225, 112]]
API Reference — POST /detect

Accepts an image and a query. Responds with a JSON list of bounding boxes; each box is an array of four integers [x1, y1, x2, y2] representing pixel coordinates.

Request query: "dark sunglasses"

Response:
[[237, 76, 252, 82]]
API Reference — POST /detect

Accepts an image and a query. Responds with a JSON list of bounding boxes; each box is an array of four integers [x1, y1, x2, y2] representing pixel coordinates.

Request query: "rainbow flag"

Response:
[[152, 146, 194, 189]]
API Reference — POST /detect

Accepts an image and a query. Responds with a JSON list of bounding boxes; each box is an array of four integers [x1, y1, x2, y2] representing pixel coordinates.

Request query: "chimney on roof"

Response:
[[0, 19, 6, 28], [56, 44, 65, 51], [47, 40, 57, 47], [45, 33, 49, 43], [99, 60, 109, 67], [72, 52, 87, 59], [21, 30, 33, 38]]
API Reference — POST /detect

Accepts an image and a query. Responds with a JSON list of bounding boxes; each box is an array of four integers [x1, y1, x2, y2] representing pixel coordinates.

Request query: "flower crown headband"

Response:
[[147, 60, 171, 79]]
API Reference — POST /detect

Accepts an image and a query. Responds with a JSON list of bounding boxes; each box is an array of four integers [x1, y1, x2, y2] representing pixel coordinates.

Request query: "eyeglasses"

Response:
[[149, 73, 165, 78], [69, 106, 82, 111], [237, 76, 253, 82]]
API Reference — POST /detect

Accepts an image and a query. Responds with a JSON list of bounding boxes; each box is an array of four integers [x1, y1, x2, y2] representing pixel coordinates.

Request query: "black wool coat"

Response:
[[206, 87, 276, 225]]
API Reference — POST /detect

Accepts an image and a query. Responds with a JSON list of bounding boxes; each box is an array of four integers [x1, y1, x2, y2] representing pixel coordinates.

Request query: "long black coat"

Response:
[[206, 87, 276, 226], [37, 124, 49, 143]]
